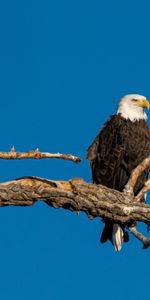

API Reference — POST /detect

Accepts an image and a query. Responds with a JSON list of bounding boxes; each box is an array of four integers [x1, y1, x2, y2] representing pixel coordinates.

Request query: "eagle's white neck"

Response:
[[117, 102, 147, 122]]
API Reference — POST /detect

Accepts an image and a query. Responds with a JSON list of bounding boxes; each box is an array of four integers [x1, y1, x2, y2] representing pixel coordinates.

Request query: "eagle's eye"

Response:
[[132, 99, 138, 102]]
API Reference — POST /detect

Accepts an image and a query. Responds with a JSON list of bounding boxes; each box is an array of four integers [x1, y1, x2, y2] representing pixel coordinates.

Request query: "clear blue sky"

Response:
[[0, 0, 149, 299]]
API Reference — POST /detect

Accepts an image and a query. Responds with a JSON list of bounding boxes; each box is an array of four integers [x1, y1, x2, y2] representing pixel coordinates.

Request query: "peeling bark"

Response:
[[0, 176, 149, 225], [0, 151, 150, 249]]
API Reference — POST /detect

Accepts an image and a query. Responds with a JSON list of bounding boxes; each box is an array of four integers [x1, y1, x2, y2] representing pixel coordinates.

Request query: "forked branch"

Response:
[[0, 150, 150, 249]]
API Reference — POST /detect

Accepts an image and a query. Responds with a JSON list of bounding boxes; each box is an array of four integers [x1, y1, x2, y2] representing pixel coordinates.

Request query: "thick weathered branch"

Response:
[[0, 150, 149, 249], [0, 147, 81, 163], [0, 176, 149, 225]]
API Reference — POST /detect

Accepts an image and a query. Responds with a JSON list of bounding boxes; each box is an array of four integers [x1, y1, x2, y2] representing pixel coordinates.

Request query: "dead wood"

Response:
[[0, 150, 150, 249], [0, 147, 81, 163]]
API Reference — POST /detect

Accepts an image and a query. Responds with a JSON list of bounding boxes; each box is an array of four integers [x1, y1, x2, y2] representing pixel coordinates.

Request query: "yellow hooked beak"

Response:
[[137, 98, 150, 109]]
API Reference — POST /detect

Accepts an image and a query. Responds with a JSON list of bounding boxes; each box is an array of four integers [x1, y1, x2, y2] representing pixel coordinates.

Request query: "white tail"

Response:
[[113, 224, 124, 251]]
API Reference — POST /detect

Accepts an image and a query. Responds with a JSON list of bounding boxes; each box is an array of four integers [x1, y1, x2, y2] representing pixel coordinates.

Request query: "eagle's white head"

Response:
[[117, 94, 150, 121]]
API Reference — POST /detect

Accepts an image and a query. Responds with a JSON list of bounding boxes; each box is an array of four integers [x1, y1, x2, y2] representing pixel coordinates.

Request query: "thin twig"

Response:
[[123, 155, 150, 196], [0, 147, 81, 163], [134, 179, 150, 203], [129, 226, 150, 249]]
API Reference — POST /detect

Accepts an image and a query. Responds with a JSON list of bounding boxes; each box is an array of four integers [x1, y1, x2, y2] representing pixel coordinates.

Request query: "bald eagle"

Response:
[[87, 94, 150, 251]]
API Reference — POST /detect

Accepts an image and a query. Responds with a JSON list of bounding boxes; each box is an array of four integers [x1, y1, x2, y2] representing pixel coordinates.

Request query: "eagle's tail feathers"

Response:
[[113, 224, 124, 251]]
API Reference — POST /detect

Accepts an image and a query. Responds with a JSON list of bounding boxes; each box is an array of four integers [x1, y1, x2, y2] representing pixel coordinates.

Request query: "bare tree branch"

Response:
[[134, 179, 150, 203], [0, 147, 81, 163], [129, 226, 150, 249], [0, 150, 150, 249], [0, 176, 149, 224], [124, 155, 150, 196]]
